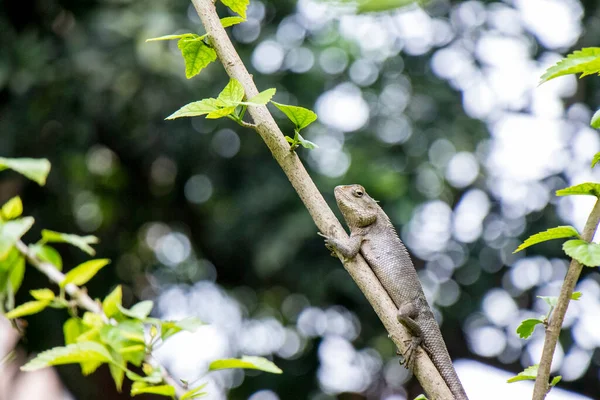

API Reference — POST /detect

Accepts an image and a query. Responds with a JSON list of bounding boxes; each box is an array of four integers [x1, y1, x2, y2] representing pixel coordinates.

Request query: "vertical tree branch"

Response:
[[532, 198, 600, 400], [190, 1, 455, 398], [13, 240, 187, 399]]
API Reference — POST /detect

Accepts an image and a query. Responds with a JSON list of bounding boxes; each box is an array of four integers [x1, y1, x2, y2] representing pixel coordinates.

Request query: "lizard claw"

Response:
[[398, 337, 421, 370], [317, 231, 338, 257]]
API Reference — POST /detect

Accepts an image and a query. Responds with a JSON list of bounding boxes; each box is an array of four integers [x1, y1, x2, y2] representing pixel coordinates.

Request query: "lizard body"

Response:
[[321, 184, 468, 400]]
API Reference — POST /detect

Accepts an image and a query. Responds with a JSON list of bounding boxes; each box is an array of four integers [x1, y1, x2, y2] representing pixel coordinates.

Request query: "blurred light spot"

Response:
[[468, 326, 506, 357], [510, 257, 544, 291], [482, 289, 518, 327], [376, 116, 412, 145], [284, 47, 314, 73], [426, 254, 455, 283], [151, 156, 177, 186], [155, 232, 191, 267], [239, 318, 285, 355], [297, 307, 327, 337], [349, 59, 378, 87], [281, 293, 310, 321], [185, 174, 213, 204], [316, 84, 369, 132], [212, 129, 240, 158], [392, 8, 435, 55], [526, 337, 563, 372], [436, 279, 460, 307], [276, 328, 304, 359], [73, 191, 103, 232], [559, 346, 591, 381], [383, 359, 411, 389], [252, 40, 284, 74], [416, 164, 443, 198], [248, 390, 279, 400], [319, 47, 348, 75], [453, 189, 490, 243], [446, 152, 479, 188], [233, 18, 261, 44], [450, 1, 486, 29], [429, 138, 456, 169], [86, 145, 117, 176], [379, 83, 410, 115], [405, 200, 452, 259], [277, 17, 306, 47]]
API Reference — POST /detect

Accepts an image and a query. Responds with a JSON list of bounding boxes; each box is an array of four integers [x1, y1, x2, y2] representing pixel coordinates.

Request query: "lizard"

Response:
[[319, 184, 468, 400]]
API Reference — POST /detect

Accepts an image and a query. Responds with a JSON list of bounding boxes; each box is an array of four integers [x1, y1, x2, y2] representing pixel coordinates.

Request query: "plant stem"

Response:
[[13, 240, 187, 399], [190, 1, 454, 398], [532, 198, 600, 400]]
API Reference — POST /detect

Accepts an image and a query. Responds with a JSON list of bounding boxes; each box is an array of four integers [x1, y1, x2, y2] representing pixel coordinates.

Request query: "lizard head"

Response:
[[334, 184, 378, 228]]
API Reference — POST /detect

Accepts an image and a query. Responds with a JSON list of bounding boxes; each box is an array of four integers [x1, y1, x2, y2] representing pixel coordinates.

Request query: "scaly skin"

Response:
[[320, 184, 468, 400]]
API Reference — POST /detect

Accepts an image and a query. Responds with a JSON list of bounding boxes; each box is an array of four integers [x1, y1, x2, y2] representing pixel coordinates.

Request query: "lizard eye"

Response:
[[354, 189, 364, 197]]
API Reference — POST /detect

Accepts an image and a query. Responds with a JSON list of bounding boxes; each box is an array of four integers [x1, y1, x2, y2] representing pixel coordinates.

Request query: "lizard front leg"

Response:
[[318, 232, 363, 258], [396, 302, 427, 370]]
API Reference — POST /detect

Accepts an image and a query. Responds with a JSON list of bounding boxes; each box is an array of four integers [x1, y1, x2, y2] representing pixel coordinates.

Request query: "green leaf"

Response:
[[108, 351, 126, 392], [146, 33, 197, 42], [30, 288, 55, 301], [1, 196, 23, 220], [63, 317, 84, 345], [244, 88, 276, 105], [41, 230, 99, 256], [513, 226, 580, 253], [539, 48, 600, 84], [160, 317, 204, 341], [571, 291, 582, 300], [516, 318, 544, 339], [166, 98, 221, 120], [29, 244, 63, 270], [61, 259, 110, 288], [271, 102, 317, 131], [125, 369, 163, 384], [8, 252, 25, 294], [538, 295, 558, 308], [209, 355, 282, 374], [206, 106, 237, 119], [296, 132, 318, 149], [507, 364, 539, 383], [118, 300, 153, 320], [591, 152, 600, 168], [181, 383, 208, 400], [20, 341, 113, 371], [221, 16, 246, 28], [563, 239, 600, 267], [591, 109, 600, 129], [412, 396, 428, 400], [356, 0, 418, 13], [178, 37, 217, 79], [103, 285, 123, 318], [556, 183, 600, 197], [220, 0, 249, 18], [217, 79, 245, 105], [0, 217, 35, 260], [0, 157, 51, 186], [131, 382, 176, 398], [4, 300, 50, 319], [550, 375, 562, 387]]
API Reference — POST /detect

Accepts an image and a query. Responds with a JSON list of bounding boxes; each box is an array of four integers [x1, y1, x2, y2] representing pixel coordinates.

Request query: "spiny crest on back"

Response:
[[334, 184, 379, 228]]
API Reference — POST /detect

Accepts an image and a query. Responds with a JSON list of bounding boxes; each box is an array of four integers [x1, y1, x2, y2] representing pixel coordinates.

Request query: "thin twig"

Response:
[[532, 198, 600, 400], [190, 1, 454, 398], [14, 240, 187, 399]]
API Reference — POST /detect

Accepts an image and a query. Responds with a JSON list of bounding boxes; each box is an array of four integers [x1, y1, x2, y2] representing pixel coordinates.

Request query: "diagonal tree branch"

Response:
[[190, 1, 455, 398], [13, 240, 187, 399], [532, 198, 600, 400]]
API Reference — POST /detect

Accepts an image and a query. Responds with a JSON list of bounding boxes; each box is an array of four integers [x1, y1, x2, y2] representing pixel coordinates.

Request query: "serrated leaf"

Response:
[[166, 98, 221, 120], [271, 102, 317, 131], [131, 382, 176, 398], [118, 300, 153, 320], [146, 33, 198, 42], [1, 197, 23, 220], [563, 239, 600, 267], [178, 38, 217, 79], [221, 0, 249, 18], [41, 230, 98, 256], [103, 285, 123, 318], [217, 79, 245, 105], [516, 318, 544, 339], [61, 259, 110, 288], [30, 288, 55, 301], [29, 244, 63, 270], [556, 183, 600, 197], [181, 383, 208, 400], [221, 16, 246, 28], [20, 341, 113, 371], [0, 157, 51, 186], [591, 109, 600, 129], [507, 364, 539, 383], [513, 226, 580, 253], [243, 88, 276, 105], [4, 300, 50, 319], [209, 355, 282, 374], [550, 375, 562, 387], [63, 317, 84, 345], [591, 152, 600, 168], [571, 291, 582, 300], [0, 217, 35, 260], [539, 48, 600, 84]]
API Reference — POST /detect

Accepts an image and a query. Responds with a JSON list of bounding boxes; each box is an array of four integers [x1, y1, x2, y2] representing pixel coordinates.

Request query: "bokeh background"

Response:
[[1, 0, 600, 399]]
